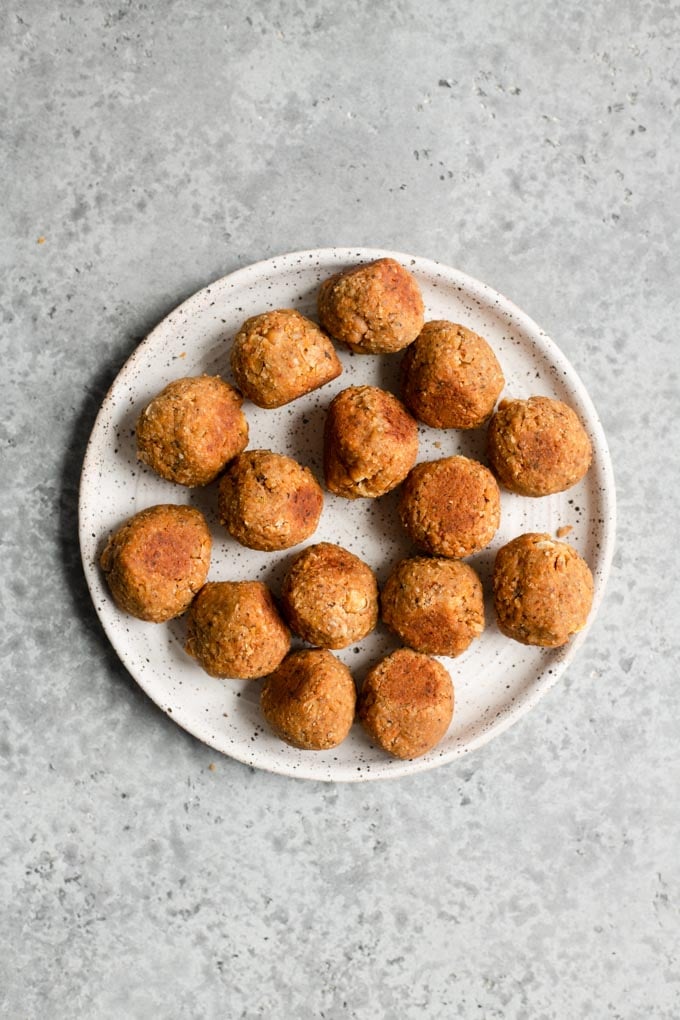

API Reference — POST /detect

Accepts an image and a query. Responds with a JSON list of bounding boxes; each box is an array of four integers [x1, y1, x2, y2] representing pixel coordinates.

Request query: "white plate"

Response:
[[79, 248, 616, 782]]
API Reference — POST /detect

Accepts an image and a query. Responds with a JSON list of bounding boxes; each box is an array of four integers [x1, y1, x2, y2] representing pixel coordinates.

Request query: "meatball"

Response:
[[100, 504, 211, 623], [136, 375, 248, 487], [218, 450, 323, 551], [492, 533, 594, 647], [487, 396, 592, 496], [324, 385, 418, 499], [185, 581, 290, 679], [381, 557, 484, 656], [260, 649, 356, 750], [401, 320, 504, 429], [318, 257, 424, 355], [230, 309, 342, 409], [281, 543, 378, 649], [398, 456, 501, 559], [357, 649, 454, 760]]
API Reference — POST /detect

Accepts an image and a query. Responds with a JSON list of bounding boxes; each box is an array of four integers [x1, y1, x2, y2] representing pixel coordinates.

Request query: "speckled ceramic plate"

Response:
[[79, 248, 616, 782]]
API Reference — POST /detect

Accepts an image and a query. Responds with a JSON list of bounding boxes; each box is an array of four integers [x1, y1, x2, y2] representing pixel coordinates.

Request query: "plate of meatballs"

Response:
[[79, 248, 616, 782]]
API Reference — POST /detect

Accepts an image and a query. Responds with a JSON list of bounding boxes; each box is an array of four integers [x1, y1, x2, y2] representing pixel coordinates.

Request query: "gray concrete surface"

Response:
[[2, 1, 679, 1017]]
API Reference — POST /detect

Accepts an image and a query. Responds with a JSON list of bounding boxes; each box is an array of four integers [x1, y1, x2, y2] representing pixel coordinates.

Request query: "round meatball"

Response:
[[324, 385, 418, 499], [398, 456, 501, 558], [218, 450, 323, 551], [401, 320, 504, 429], [100, 504, 211, 623], [230, 309, 342, 409], [358, 649, 454, 760], [185, 581, 290, 678], [492, 533, 594, 647], [318, 257, 424, 355], [260, 649, 356, 750], [487, 396, 592, 496], [381, 557, 484, 656], [136, 375, 248, 487], [281, 543, 378, 649]]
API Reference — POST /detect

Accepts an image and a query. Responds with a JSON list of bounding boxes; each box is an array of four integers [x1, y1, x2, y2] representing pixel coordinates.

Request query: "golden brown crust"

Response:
[[217, 450, 323, 551], [260, 649, 356, 750], [185, 580, 290, 678], [357, 649, 454, 759], [381, 557, 484, 656], [281, 543, 378, 648], [323, 385, 418, 499], [492, 533, 594, 647], [136, 375, 248, 487], [398, 456, 500, 558], [318, 258, 424, 355], [487, 396, 592, 496], [230, 309, 342, 408], [401, 320, 504, 429], [99, 504, 211, 622]]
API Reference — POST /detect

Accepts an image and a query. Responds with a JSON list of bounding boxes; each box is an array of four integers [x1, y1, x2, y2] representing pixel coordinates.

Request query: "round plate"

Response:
[[79, 248, 616, 782]]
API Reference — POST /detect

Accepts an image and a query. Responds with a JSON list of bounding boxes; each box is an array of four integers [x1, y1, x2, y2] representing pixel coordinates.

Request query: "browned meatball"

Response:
[[492, 533, 594, 647], [398, 456, 501, 559], [401, 320, 504, 429], [281, 543, 378, 649], [318, 258, 424, 355], [135, 375, 248, 487], [324, 385, 418, 499], [218, 450, 323, 551], [185, 581, 290, 678], [230, 309, 342, 409], [100, 504, 211, 623], [357, 649, 454, 760], [381, 557, 484, 656], [260, 649, 356, 750], [487, 396, 593, 496]]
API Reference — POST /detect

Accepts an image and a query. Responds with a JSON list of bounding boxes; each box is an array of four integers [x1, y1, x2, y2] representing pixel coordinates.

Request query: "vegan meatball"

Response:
[[100, 504, 211, 623], [318, 257, 424, 355], [487, 396, 592, 496], [324, 385, 418, 499]]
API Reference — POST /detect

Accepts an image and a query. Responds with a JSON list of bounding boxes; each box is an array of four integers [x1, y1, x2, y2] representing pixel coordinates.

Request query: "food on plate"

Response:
[[323, 385, 418, 498], [99, 504, 211, 622], [492, 532, 594, 647], [260, 649, 356, 750], [357, 648, 454, 759], [230, 309, 342, 408], [400, 320, 504, 429], [487, 395, 592, 496], [185, 580, 290, 678], [217, 450, 323, 551], [135, 375, 248, 487], [318, 257, 424, 354], [398, 455, 500, 559], [380, 556, 484, 656], [281, 542, 378, 649]]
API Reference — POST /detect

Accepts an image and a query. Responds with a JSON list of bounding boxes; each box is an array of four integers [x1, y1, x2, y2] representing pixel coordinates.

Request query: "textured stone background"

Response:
[[2, 1, 679, 1017]]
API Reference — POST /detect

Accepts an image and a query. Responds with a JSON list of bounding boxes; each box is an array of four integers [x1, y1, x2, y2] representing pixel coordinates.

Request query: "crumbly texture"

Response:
[[281, 543, 378, 648], [357, 648, 454, 760], [381, 557, 484, 656], [324, 385, 418, 498], [218, 450, 323, 551], [487, 396, 593, 496], [136, 375, 248, 487], [260, 649, 356, 750], [185, 581, 290, 679], [398, 456, 501, 558], [100, 504, 211, 623], [230, 309, 342, 408], [492, 533, 594, 647], [318, 258, 424, 355], [400, 320, 505, 429]]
